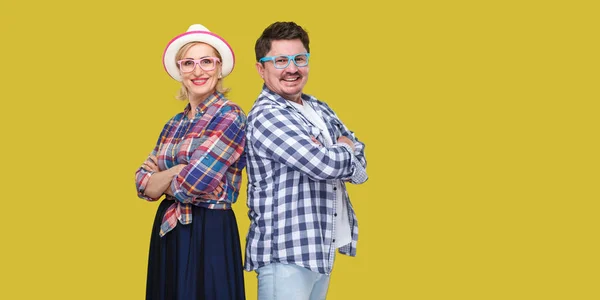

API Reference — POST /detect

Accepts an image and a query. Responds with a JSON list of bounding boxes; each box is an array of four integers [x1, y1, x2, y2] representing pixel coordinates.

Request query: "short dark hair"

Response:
[[255, 21, 310, 62]]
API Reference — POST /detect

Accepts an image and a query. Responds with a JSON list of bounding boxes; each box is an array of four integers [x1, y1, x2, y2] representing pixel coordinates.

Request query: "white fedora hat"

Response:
[[162, 24, 235, 81]]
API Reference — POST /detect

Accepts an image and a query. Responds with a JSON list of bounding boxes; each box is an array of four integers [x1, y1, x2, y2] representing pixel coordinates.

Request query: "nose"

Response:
[[284, 60, 299, 72], [193, 62, 205, 76]]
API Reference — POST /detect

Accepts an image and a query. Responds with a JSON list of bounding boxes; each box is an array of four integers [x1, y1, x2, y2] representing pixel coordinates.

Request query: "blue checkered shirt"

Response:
[[244, 85, 368, 275]]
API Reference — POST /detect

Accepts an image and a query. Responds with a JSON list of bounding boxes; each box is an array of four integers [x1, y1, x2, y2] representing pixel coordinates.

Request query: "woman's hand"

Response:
[[164, 164, 187, 196], [141, 155, 159, 172], [142, 161, 187, 199]]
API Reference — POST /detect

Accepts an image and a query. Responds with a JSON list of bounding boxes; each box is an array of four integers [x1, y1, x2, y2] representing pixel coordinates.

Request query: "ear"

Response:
[[256, 62, 265, 79]]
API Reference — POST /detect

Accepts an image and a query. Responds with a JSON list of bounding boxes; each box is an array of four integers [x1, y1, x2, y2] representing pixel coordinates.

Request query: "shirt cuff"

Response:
[[349, 159, 368, 184], [138, 171, 161, 201], [335, 143, 365, 183]]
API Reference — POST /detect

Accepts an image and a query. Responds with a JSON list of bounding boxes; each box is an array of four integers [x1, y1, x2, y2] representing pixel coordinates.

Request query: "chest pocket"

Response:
[[176, 103, 224, 164], [326, 117, 344, 141], [308, 125, 323, 142]]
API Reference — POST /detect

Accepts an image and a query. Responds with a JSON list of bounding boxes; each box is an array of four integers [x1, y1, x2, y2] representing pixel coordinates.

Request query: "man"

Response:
[[244, 21, 368, 300]]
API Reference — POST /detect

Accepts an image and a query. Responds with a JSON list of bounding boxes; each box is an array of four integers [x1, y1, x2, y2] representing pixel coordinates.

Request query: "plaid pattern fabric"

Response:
[[244, 85, 368, 275], [135, 92, 246, 237]]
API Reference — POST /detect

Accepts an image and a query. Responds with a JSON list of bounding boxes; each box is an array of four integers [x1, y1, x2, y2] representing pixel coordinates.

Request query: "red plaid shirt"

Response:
[[135, 92, 246, 236]]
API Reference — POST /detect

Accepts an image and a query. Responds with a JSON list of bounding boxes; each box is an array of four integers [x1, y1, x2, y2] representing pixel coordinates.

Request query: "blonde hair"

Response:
[[175, 42, 230, 100]]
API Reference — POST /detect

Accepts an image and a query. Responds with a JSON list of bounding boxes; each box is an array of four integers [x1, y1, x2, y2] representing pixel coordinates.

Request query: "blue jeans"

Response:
[[256, 263, 331, 300]]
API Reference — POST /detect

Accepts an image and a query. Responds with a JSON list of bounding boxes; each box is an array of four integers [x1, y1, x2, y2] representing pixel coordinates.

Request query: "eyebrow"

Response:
[[183, 56, 212, 60]]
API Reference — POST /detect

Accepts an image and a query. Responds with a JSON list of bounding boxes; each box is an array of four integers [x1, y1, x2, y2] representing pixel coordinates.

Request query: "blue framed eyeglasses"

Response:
[[259, 53, 310, 69]]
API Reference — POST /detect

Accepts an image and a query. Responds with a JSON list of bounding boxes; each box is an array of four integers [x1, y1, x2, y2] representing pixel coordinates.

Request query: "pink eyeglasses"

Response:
[[177, 57, 221, 73]]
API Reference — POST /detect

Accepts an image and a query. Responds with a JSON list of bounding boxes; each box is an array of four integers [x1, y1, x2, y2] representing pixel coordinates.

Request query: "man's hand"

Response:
[[337, 136, 355, 152], [311, 135, 322, 146]]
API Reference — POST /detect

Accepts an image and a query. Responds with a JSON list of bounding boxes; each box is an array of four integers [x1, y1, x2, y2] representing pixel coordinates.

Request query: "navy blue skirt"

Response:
[[146, 199, 246, 300]]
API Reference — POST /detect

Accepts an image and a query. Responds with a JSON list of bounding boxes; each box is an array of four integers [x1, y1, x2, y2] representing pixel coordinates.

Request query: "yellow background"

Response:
[[1, 0, 599, 299]]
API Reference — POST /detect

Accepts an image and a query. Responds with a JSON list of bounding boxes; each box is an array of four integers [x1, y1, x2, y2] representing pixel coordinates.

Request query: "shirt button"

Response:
[[334, 213, 338, 217], [333, 187, 337, 190], [333, 239, 336, 243]]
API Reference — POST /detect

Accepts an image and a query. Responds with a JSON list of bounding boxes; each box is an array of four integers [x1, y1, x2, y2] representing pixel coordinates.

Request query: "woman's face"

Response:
[[178, 43, 221, 101]]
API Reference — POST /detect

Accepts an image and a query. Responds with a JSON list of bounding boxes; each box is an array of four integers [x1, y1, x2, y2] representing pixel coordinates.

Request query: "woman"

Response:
[[134, 24, 246, 300]]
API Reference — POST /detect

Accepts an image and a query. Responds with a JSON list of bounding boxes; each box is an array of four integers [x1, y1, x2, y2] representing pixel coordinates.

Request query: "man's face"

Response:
[[256, 39, 309, 103]]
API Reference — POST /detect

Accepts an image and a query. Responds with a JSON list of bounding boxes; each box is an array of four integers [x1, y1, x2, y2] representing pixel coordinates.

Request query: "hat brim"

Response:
[[163, 31, 235, 82]]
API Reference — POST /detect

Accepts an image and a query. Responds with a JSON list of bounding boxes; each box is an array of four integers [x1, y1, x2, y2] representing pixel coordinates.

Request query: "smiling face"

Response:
[[256, 39, 309, 104], [178, 43, 221, 102]]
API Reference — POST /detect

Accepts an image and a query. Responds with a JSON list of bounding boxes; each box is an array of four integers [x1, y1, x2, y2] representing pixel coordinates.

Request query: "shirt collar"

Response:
[[183, 91, 224, 116]]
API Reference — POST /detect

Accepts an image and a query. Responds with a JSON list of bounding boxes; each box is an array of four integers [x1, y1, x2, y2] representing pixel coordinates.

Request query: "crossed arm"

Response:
[[135, 108, 245, 201], [250, 106, 366, 182]]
